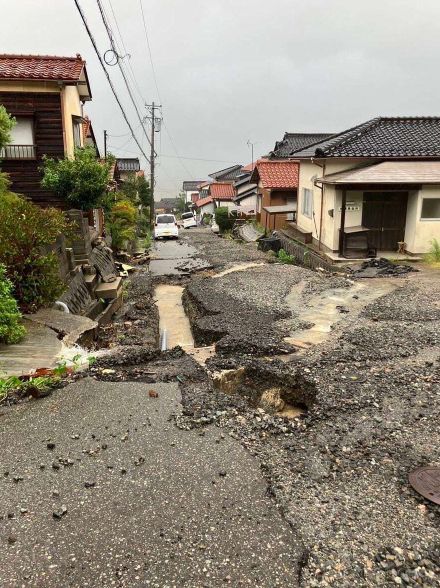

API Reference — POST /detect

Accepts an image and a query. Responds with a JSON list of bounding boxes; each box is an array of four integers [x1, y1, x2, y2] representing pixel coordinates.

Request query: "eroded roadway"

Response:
[[0, 234, 300, 587]]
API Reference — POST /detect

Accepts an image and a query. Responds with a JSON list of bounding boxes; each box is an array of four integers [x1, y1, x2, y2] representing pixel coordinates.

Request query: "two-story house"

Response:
[[0, 53, 93, 208]]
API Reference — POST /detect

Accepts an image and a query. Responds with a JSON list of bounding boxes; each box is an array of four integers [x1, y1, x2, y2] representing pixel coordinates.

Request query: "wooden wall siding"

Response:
[[0, 92, 65, 208]]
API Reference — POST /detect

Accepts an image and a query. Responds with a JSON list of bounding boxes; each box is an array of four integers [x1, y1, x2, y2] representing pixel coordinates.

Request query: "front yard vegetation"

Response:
[[0, 264, 25, 345]]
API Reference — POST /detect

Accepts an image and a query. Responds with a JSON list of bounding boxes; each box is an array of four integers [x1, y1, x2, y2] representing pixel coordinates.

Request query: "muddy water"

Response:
[[286, 280, 398, 345], [155, 284, 195, 350]]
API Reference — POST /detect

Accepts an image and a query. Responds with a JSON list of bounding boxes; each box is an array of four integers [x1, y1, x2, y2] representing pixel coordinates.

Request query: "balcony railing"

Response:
[[0, 144, 37, 159]]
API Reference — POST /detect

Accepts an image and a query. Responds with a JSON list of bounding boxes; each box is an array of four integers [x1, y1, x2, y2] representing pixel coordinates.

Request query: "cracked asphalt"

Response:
[[0, 378, 299, 587]]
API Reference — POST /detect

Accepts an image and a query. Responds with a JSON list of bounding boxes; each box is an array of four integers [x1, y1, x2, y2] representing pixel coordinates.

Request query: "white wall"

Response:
[[236, 194, 257, 210], [198, 201, 215, 216], [405, 186, 440, 253]]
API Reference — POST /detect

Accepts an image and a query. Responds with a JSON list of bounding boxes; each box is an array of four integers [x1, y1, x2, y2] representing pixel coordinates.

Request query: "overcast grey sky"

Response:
[[3, 0, 440, 199]]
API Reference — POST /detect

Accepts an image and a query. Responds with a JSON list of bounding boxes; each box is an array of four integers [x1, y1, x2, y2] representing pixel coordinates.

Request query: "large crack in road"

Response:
[[2, 228, 440, 587]]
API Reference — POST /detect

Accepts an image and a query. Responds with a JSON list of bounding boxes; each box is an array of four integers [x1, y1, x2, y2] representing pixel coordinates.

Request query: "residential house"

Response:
[[209, 164, 243, 182], [289, 117, 440, 257], [82, 115, 99, 155], [0, 54, 93, 208], [194, 182, 236, 217], [155, 198, 180, 214], [233, 162, 258, 213], [270, 132, 334, 158], [182, 180, 205, 204], [116, 157, 141, 182], [250, 160, 299, 230]]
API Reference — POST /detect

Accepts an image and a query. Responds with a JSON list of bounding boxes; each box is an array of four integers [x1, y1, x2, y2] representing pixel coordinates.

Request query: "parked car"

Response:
[[181, 211, 197, 229], [211, 220, 220, 234], [154, 214, 179, 239]]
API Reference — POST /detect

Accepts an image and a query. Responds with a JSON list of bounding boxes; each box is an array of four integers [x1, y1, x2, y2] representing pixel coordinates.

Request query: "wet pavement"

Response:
[[149, 237, 211, 276], [0, 379, 299, 587]]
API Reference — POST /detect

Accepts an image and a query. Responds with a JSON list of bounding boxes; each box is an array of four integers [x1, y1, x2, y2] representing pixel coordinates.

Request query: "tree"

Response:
[[0, 195, 70, 312], [120, 174, 151, 208], [0, 264, 26, 345], [107, 199, 137, 251], [41, 146, 114, 211], [0, 105, 14, 151]]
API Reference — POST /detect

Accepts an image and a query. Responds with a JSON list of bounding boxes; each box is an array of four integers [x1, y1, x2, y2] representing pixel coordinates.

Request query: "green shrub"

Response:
[[215, 207, 236, 233], [0, 195, 69, 312], [0, 264, 26, 344], [108, 199, 137, 251], [277, 248, 295, 264], [41, 147, 114, 211], [424, 238, 440, 265]]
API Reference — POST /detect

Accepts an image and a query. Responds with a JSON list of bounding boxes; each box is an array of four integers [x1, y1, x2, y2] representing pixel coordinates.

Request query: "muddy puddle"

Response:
[[149, 240, 210, 276], [286, 280, 398, 346], [154, 284, 214, 364]]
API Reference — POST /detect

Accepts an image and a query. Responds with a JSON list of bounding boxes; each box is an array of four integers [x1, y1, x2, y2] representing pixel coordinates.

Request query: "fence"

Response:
[[278, 232, 338, 273]]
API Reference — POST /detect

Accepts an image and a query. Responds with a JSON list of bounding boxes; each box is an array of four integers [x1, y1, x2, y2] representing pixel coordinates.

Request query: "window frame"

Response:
[[301, 188, 313, 218], [420, 197, 440, 221], [72, 115, 83, 149]]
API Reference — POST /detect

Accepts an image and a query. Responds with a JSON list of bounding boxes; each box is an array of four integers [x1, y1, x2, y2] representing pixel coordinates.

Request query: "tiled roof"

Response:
[[183, 180, 205, 191], [320, 161, 440, 185], [117, 158, 141, 172], [253, 160, 299, 189], [195, 195, 213, 208], [290, 117, 440, 158], [271, 132, 334, 158], [210, 182, 236, 200], [0, 54, 86, 82], [209, 165, 243, 181], [241, 162, 256, 172]]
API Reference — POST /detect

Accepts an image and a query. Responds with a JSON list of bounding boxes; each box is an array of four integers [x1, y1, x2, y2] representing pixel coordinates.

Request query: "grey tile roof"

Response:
[[271, 132, 334, 158], [209, 165, 243, 181], [182, 180, 205, 191], [289, 117, 440, 158], [116, 158, 140, 172]]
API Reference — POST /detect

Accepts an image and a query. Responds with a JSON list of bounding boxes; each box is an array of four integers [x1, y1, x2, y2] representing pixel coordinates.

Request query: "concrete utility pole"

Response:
[[147, 102, 162, 227]]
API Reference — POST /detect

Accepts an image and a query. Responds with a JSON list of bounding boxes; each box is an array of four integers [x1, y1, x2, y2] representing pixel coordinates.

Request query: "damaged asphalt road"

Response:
[[0, 379, 299, 587], [2, 228, 440, 587]]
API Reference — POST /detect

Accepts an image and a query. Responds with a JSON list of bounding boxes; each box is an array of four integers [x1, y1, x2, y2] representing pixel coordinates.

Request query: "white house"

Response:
[[287, 117, 440, 257]]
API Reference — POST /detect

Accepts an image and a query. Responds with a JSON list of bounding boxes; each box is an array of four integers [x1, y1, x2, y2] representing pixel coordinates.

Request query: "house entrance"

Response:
[[362, 192, 408, 251]]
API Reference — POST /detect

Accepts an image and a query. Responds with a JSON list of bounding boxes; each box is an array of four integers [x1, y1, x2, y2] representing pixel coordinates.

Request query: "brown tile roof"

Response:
[[195, 195, 213, 208], [210, 182, 236, 200], [0, 54, 86, 82], [253, 160, 299, 189]]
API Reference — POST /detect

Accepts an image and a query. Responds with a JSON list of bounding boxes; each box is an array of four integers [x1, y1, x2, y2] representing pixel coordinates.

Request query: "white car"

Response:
[[154, 214, 179, 239], [181, 211, 197, 229]]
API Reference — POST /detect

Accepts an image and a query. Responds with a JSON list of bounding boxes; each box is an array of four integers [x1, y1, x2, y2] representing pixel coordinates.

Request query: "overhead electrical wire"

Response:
[[73, 0, 150, 163], [95, 0, 153, 154], [138, 0, 195, 179]]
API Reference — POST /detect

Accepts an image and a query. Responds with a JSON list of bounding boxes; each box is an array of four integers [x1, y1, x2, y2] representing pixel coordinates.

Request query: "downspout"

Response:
[[312, 158, 325, 251]]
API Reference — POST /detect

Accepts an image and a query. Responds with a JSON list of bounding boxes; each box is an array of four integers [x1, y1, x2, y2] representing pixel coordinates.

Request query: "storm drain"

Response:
[[409, 466, 440, 505]]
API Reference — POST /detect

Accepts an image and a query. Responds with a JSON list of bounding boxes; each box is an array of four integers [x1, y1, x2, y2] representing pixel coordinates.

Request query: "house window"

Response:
[[72, 116, 82, 148], [421, 198, 440, 220], [302, 188, 313, 218], [2, 116, 35, 159]]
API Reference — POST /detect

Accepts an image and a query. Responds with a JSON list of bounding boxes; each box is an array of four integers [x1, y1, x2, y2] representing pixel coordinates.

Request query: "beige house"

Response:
[[288, 117, 440, 257]]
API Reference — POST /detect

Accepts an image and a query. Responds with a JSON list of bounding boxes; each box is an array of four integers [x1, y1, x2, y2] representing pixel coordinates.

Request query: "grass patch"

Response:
[[277, 248, 295, 264], [424, 238, 440, 266]]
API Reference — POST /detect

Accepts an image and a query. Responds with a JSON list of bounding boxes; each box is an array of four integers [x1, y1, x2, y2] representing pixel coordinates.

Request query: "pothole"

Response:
[[212, 365, 312, 419]]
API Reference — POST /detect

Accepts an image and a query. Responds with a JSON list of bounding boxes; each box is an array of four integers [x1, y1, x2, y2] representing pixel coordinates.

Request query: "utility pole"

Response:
[[146, 102, 162, 227], [247, 139, 257, 169], [104, 130, 107, 158], [149, 103, 155, 227]]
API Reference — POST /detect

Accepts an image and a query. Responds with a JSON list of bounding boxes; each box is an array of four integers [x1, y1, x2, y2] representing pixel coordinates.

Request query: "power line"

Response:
[[108, 144, 237, 164], [138, 0, 194, 178], [96, 0, 153, 153], [73, 0, 150, 163]]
